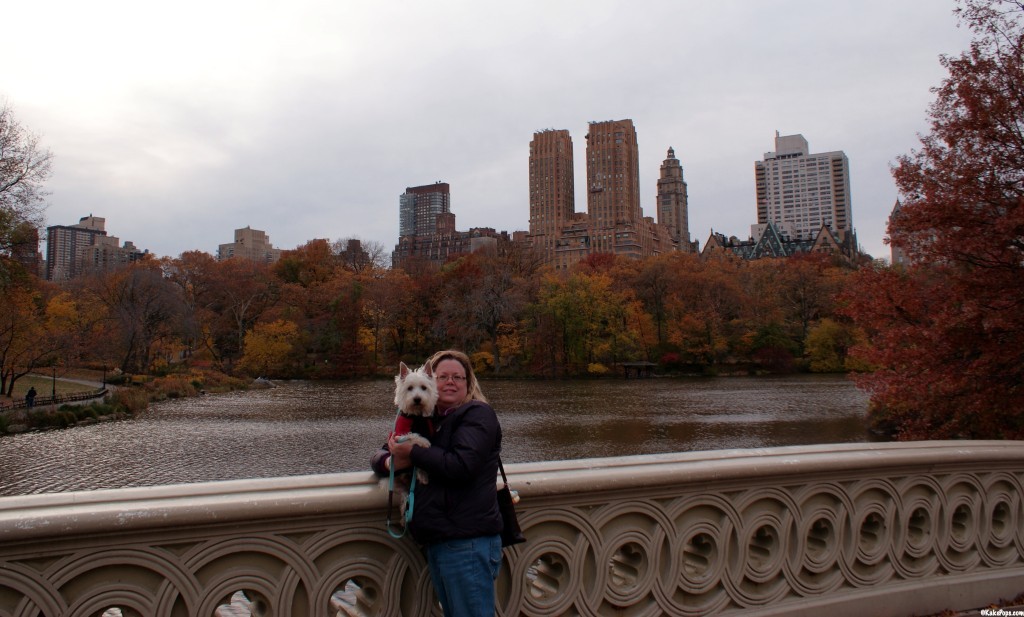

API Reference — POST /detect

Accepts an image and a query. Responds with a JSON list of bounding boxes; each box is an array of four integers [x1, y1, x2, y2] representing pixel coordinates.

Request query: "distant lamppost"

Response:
[[102, 366, 106, 387]]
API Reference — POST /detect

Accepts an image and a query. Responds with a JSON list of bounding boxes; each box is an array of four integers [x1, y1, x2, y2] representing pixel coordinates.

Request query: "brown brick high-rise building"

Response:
[[399, 182, 451, 239], [46, 215, 147, 281], [526, 119, 678, 268], [657, 147, 694, 251], [528, 129, 575, 258], [585, 119, 643, 255], [391, 187, 512, 267]]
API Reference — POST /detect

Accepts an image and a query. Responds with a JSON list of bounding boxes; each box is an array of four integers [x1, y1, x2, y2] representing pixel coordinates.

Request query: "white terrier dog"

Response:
[[393, 361, 438, 438], [387, 362, 437, 529]]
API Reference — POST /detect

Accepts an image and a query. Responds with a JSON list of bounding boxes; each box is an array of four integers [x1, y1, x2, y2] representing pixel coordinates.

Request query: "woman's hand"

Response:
[[388, 434, 415, 470]]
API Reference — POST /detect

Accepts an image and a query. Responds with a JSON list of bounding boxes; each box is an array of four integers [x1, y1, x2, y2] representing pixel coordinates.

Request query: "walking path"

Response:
[[1, 376, 110, 412]]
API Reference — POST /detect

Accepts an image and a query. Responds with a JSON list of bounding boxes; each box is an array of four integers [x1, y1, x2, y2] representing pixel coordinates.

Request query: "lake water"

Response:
[[0, 375, 871, 496]]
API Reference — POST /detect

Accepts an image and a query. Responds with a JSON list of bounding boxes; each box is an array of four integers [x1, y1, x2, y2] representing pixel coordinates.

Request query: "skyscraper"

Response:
[[46, 215, 146, 281], [217, 226, 281, 263], [754, 132, 852, 241], [585, 119, 642, 254], [528, 129, 575, 257], [392, 182, 510, 267], [523, 119, 677, 268], [657, 147, 691, 249], [399, 182, 451, 238]]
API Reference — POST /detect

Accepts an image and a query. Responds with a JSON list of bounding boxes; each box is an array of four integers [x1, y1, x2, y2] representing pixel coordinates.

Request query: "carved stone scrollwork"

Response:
[[2, 442, 1024, 616]]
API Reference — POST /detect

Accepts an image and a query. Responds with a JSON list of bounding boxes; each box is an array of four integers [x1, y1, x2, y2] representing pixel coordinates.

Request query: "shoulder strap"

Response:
[[498, 457, 509, 488]]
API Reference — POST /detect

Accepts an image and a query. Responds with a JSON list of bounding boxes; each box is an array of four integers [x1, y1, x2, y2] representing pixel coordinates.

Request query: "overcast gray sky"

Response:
[[4, 1, 974, 262]]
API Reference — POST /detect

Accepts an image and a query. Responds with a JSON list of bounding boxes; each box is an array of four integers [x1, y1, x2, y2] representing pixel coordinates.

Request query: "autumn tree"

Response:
[[46, 289, 113, 371], [432, 249, 539, 373], [360, 268, 418, 368], [270, 241, 376, 375], [238, 319, 303, 377], [633, 254, 676, 347], [0, 102, 52, 285], [163, 251, 222, 362], [274, 239, 337, 286], [84, 262, 186, 374], [333, 237, 389, 273], [0, 285, 62, 396], [530, 269, 646, 376], [843, 0, 1024, 438], [661, 254, 745, 366], [205, 258, 279, 369]]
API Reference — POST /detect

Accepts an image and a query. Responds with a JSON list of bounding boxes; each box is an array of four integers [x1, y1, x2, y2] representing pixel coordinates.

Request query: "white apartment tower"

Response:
[[754, 132, 852, 241]]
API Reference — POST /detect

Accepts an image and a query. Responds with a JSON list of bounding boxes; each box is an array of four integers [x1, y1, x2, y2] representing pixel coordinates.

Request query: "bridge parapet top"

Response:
[[1, 441, 1024, 616]]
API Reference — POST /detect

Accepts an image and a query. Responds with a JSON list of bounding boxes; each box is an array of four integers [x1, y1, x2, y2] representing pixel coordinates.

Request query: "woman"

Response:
[[372, 349, 503, 617]]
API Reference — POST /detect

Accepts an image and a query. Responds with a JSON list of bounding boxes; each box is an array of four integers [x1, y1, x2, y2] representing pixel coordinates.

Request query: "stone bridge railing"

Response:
[[1, 441, 1023, 616]]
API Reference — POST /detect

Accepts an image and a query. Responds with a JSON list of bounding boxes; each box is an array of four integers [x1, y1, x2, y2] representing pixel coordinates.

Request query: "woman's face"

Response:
[[434, 358, 468, 410]]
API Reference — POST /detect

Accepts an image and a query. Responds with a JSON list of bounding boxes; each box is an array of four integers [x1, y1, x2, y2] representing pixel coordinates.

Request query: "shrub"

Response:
[[471, 352, 494, 374], [147, 374, 198, 401], [188, 370, 247, 393], [110, 388, 150, 414], [660, 352, 682, 369]]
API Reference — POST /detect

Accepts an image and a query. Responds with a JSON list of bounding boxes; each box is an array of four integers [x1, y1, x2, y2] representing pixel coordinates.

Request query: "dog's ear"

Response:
[[423, 362, 433, 378], [399, 362, 410, 378]]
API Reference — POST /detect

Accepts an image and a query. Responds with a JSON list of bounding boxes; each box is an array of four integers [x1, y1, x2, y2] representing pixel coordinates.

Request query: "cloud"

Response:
[[2, 0, 974, 261]]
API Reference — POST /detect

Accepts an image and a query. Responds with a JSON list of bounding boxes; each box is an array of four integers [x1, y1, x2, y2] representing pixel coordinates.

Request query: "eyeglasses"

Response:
[[436, 374, 466, 384]]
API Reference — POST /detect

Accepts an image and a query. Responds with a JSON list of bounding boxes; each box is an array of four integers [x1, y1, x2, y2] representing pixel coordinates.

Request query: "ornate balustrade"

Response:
[[1, 441, 1023, 616]]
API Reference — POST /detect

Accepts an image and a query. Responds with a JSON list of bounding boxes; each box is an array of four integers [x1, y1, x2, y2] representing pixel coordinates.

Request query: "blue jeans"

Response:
[[426, 535, 502, 617]]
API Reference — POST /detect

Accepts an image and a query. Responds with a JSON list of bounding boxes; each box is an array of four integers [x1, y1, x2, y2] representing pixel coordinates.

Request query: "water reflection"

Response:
[[0, 375, 869, 496]]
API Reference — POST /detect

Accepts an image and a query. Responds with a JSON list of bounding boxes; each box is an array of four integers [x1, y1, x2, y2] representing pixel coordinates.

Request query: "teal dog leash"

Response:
[[386, 439, 418, 539]]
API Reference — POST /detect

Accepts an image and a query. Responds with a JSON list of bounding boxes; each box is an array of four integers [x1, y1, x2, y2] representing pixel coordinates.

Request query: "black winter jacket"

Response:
[[376, 400, 503, 545]]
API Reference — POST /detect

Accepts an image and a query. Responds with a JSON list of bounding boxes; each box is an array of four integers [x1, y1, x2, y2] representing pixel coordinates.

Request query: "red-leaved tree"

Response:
[[843, 0, 1024, 438]]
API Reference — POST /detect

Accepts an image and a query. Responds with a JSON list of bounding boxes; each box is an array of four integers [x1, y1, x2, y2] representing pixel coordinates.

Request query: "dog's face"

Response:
[[394, 362, 439, 417]]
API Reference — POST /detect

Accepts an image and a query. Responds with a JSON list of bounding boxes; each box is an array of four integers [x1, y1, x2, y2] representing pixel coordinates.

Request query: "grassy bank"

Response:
[[2, 373, 98, 404], [0, 368, 250, 435]]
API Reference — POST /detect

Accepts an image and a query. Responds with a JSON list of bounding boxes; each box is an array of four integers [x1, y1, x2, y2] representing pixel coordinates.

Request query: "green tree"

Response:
[[805, 318, 859, 373], [531, 269, 643, 376]]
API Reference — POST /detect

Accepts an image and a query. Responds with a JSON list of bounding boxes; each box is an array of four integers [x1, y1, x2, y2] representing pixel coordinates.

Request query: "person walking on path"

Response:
[[25, 387, 37, 408]]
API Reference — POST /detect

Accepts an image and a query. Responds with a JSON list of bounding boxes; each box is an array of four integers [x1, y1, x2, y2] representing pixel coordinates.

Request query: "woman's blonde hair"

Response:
[[426, 349, 487, 405]]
